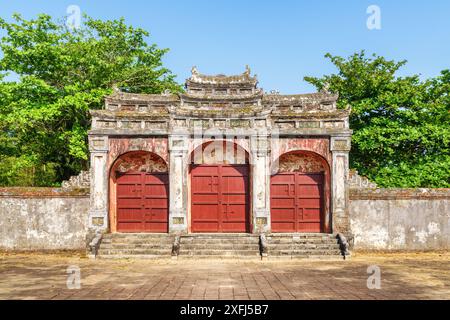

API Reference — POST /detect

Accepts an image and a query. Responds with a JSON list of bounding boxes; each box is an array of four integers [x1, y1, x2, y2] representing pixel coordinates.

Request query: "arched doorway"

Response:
[[270, 151, 330, 233], [110, 151, 169, 233], [190, 141, 250, 233]]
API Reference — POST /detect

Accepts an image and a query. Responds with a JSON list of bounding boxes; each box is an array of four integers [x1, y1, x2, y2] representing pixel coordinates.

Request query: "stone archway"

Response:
[[270, 151, 331, 233], [109, 151, 169, 233]]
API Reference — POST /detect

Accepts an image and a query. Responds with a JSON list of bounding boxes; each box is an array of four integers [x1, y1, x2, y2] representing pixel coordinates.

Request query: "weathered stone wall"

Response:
[[349, 188, 450, 250], [2, 185, 448, 251], [0, 188, 89, 250]]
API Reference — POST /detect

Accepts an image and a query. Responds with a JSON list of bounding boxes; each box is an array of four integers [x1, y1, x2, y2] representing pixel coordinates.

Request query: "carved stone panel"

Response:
[[297, 121, 320, 128], [97, 120, 117, 129], [254, 119, 267, 128], [172, 217, 184, 225], [214, 120, 227, 128], [192, 119, 210, 129], [89, 136, 108, 152], [231, 119, 250, 128], [331, 137, 351, 151], [275, 121, 296, 129], [113, 152, 168, 173], [323, 121, 344, 128], [278, 153, 326, 173]]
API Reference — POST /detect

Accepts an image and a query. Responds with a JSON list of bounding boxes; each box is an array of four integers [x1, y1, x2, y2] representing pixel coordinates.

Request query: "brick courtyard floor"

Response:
[[0, 251, 448, 300]]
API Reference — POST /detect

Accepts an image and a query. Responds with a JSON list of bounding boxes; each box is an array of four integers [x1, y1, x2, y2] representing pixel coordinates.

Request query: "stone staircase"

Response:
[[264, 233, 343, 259], [97, 233, 175, 259], [177, 233, 261, 259], [95, 232, 345, 260]]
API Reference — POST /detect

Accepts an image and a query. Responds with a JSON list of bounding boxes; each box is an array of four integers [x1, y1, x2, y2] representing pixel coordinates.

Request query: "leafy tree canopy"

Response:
[[0, 13, 182, 186], [305, 51, 450, 187]]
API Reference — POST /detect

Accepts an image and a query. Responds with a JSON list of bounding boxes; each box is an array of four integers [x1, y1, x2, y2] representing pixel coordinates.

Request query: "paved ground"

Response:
[[0, 251, 449, 300]]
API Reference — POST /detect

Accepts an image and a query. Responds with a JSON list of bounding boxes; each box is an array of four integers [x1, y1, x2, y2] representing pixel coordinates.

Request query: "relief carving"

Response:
[[332, 139, 350, 151], [278, 153, 325, 173], [90, 137, 108, 152], [231, 120, 250, 128], [114, 152, 168, 173], [297, 121, 320, 128]]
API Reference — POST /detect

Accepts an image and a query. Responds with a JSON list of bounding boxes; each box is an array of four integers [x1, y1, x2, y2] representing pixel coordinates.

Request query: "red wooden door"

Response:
[[191, 164, 249, 233], [270, 173, 323, 232], [116, 171, 169, 232]]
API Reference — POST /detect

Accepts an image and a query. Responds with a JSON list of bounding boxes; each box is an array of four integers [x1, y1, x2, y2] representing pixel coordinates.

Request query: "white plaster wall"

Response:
[[0, 196, 89, 250], [350, 199, 450, 250]]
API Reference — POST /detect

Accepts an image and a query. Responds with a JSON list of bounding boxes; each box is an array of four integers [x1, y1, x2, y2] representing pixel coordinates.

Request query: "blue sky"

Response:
[[1, 0, 449, 93]]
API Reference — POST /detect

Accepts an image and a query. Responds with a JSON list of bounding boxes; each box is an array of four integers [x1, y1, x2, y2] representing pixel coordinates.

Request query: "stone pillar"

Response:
[[88, 135, 109, 233], [168, 133, 189, 234], [250, 132, 271, 233], [330, 136, 351, 235]]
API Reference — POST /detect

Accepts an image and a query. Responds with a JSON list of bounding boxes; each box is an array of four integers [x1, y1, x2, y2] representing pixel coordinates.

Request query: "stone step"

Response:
[[264, 255, 343, 260], [101, 239, 174, 245], [266, 242, 339, 247], [269, 250, 342, 256], [98, 249, 172, 255], [177, 255, 262, 260], [181, 240, 259, 246], [182, 234, 259, 238], [101, 240, 174, 246], [268, 246, 339, 254], [266, 236, 336, 241], [103, 233, 173, 238], [265, 233, 342, 259], [267, 233, 336, 238], [182, 235, 259, 239], [268, 241, 338, 246], [98, 254, 173, 260], [180, 244, 258, 250], [178, 249, 260, 256], [99, 243, 173, 250], [181, 233, 258, 237]]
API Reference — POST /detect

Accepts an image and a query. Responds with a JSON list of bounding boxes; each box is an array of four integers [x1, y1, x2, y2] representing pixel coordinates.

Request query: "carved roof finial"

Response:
[[244, 65, 251, 76], [320, 81, 331, 94], [191, 66, 199, 76], [112, 84, 121, 93]]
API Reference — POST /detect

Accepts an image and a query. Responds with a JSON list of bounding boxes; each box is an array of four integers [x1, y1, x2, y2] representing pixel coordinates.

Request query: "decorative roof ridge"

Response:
[[180, 91, 263, 101], [263, 92, 339, 101], [105, 91, 180, 102], [187, 65, 258, 85]]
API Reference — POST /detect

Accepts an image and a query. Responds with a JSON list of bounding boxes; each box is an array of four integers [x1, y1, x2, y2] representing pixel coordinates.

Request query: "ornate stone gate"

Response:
[[88, 66, 352, 236]]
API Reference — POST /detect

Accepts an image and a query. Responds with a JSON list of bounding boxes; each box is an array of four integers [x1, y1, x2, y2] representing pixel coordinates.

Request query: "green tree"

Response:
[[305, 51, 450, 187], [0, 13, 182, 186]]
